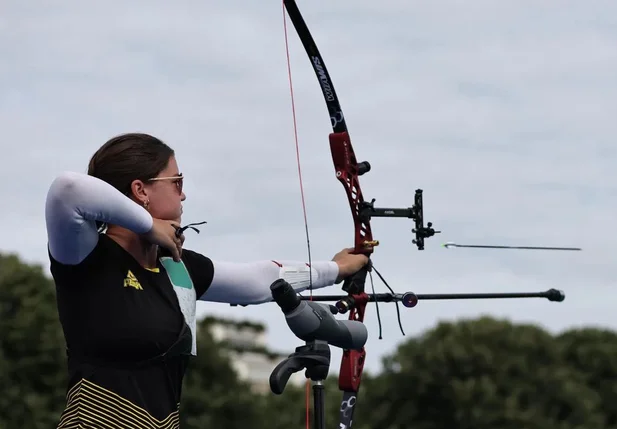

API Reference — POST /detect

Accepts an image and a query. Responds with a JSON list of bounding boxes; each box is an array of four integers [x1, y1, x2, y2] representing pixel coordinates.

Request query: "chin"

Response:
[[162, 214, 181, 223]]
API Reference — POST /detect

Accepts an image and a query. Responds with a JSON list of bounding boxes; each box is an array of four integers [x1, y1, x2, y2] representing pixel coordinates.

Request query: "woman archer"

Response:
[[45, 132, 368, 428]]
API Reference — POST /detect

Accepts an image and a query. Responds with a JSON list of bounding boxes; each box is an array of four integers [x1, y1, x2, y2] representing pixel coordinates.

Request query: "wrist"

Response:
[[310, 261, 340, 286]]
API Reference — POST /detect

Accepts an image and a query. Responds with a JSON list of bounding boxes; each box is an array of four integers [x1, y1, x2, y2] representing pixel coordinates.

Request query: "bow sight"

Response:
[[358, 188, 440, 251], [330, 141, 440, 254], [347, 160, 440, 250]]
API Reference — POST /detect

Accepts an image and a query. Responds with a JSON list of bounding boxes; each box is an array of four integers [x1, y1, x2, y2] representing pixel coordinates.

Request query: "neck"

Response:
[[106, 226, 159, 268]]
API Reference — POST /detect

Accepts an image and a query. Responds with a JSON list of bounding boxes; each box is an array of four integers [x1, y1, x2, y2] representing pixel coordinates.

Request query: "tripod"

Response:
[[269, 340, 331, 429]]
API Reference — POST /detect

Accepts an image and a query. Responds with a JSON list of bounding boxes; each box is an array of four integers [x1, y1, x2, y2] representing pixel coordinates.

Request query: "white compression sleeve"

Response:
[[198, 260, 340, 305], [45, 171, 154, 265]]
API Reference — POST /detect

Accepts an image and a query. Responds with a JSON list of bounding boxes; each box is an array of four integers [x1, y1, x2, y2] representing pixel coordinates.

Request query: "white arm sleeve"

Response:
[[45, 171, 154, 265], [198, 260, 340, 305]]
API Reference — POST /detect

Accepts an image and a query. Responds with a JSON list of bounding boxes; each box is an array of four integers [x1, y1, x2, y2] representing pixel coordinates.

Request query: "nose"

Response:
[[181, 191, 186, 201]]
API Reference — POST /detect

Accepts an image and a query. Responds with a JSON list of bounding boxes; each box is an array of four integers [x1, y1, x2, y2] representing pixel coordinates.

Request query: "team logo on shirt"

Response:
[[123, 270, 143, 290]]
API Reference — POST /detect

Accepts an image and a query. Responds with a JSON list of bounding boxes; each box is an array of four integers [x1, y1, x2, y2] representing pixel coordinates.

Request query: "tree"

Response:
[[365, 316, 605, 429], [179, 317, 268, 428], [260, 350, 378, 429], [557, 328, 617, 428], [0, 253, 68, 429], [262, 377, 310, 429]]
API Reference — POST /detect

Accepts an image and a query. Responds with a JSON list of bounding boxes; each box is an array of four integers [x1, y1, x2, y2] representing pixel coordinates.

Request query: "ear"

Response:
[[129, 179, 150, 206]]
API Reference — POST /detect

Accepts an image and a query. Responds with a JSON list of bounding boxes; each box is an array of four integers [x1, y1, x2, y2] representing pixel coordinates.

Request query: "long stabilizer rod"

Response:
[[300, 288, 565, 309], [443, 242, 582, 251]]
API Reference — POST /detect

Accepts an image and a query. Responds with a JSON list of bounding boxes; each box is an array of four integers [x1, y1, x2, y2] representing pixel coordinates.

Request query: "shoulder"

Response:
[[49, 234, 124, 282]]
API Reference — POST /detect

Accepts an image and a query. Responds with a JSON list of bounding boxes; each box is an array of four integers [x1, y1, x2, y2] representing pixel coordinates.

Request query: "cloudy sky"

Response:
[[2, 0, 616, 375]]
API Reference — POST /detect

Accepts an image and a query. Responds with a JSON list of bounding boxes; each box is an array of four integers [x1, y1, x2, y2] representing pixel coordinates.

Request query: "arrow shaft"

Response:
[[446, 243, 581, 251]]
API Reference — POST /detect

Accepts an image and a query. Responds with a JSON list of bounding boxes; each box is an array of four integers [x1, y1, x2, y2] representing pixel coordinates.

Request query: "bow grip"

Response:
[[341, 263, 369, 296]]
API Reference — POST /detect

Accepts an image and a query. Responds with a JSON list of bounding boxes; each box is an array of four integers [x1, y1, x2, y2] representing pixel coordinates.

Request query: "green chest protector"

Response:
[[159, 257, 198, 356]]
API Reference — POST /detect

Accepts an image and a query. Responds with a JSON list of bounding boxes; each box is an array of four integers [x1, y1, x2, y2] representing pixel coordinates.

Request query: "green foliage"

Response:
[[180, 317, 263, 428], [0, 253, 67, 429], [368, 316, 605, 429], [556, 328, 617, 428], [1, 251, 616, 428], [262, 378, 310, 428]]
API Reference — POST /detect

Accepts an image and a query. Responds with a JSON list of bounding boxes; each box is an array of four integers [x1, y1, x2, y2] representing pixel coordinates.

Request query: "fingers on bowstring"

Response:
[[173, 245, 182, 262], [170, 226, 183, 262], [175, 235, 184, 260]]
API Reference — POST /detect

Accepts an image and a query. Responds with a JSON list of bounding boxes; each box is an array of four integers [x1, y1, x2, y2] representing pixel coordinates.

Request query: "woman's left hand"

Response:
[[331, 247, 370, 283]]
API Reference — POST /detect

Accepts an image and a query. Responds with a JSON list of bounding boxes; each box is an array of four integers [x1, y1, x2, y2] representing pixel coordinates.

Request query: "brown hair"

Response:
[[88, 132, 175, 197]]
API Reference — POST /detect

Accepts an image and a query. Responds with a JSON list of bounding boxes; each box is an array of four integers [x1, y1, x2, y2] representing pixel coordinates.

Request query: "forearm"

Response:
[[198, 259, 339, 305], [45, 171, 153, 264]]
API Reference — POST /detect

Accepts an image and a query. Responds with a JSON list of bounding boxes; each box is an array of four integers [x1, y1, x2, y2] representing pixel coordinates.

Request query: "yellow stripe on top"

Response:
[[57, 378, 179, 429]]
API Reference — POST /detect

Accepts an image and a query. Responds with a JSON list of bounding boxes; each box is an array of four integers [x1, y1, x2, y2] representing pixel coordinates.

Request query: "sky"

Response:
[[1, 0, 616, 377]]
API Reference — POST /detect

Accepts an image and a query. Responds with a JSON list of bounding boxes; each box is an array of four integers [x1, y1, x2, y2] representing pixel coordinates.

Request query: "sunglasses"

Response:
[[147, 174, 184, 194]]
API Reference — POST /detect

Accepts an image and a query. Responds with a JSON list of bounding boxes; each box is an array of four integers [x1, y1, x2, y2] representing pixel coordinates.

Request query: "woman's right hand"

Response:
[[142, 218, 183, 262]]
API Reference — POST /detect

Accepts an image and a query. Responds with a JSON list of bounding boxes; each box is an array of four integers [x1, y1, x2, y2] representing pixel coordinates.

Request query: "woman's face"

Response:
[[137, 155, 186, 222]]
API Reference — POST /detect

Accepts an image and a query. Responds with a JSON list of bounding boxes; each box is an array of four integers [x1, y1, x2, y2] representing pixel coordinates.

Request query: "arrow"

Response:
[[442, 242, 582, 251]]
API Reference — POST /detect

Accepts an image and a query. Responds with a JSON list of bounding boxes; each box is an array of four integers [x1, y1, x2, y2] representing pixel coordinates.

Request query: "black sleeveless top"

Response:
[[49, 234, 214, 428]]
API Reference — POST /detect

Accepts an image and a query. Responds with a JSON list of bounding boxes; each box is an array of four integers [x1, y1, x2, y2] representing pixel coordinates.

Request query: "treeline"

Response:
[[1, 252, 615, 429]]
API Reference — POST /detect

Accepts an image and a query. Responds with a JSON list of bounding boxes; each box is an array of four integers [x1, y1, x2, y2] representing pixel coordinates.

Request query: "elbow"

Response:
[[46, 172, 72, 212], [48, 171, 82, 199], [47, 172, 76, 205], [236, 293, 272, 306], [45, 171, 86, 229], [46, 171, 91, 213], [198, 283, 273, 306], [200, 292, 272, 306]]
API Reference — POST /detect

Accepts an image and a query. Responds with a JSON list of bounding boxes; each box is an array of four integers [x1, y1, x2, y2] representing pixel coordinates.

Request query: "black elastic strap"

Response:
[[175, 221, 207, 238]]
